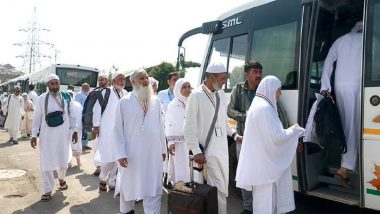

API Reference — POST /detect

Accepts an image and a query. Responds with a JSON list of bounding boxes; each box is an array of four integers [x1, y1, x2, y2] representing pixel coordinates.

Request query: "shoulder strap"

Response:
[[61, 92, 70, 115], [203, 92, 220, 152], [101, 88, 111, 114], [45, 93, 49, 116]]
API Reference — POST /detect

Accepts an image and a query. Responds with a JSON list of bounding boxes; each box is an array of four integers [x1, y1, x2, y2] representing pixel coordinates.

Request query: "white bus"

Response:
[[177, 0, 380, 211], [0, 64, 99, 95]]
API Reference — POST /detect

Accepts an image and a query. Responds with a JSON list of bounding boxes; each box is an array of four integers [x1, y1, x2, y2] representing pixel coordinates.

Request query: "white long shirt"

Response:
[[184, 85, 235, 196], [3, 94, 24, 131], [114, 92, 166, 201], [32, 92, 77, 171], [92, 86, 127, 163]]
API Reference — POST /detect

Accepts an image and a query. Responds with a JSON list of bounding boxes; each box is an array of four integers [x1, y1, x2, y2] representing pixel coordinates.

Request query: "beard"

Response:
[[114, 84, 125, 91], [134, 84, 152, 106], [49, 88, 59, 96], [212, 81, 222, 91]]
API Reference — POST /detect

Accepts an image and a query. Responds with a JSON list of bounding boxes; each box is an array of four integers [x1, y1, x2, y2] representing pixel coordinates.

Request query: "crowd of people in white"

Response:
[[0, 62, 305, 214]]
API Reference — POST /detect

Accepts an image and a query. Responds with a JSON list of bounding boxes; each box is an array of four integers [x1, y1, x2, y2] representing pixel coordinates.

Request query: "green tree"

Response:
[[147, 62, 176, 91], [229, 66, 245, 87]]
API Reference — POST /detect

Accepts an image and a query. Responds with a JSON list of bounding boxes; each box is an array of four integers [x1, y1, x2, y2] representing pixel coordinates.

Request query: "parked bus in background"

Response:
[[0, 64, 99, 94], [177, 0, 380, 211]]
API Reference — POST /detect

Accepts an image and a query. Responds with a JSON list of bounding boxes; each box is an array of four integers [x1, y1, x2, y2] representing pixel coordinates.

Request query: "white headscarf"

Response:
[[173, 78, 190, 103], [255, 75, 281, 113], [149, 77, 159, 88]]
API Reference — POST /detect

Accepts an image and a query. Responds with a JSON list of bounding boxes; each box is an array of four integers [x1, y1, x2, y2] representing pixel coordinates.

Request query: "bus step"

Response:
[[318, 175, 341, 186], [328, 184, 359, 195]]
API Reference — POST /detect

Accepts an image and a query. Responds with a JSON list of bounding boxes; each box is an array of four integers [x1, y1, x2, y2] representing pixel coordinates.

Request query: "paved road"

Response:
[[0, 129, 379, 214]]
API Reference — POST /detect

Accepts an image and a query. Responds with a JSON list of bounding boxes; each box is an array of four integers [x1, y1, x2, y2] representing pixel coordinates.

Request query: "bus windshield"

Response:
[[56, 67, 98, 87]]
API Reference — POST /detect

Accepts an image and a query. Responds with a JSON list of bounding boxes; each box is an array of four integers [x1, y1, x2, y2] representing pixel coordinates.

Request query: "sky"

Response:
[[0, 0, 251, 73]]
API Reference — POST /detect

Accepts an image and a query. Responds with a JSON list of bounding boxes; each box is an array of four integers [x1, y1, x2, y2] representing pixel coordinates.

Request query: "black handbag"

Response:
[[45, 111, 64, 127]]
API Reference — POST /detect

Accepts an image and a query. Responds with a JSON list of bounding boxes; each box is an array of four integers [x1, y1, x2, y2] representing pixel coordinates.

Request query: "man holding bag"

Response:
[[30, 74, 78, 202], [184, 62, 242, 214]]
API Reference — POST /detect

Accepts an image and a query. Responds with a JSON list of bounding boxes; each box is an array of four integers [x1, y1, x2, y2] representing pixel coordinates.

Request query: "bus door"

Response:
[[302, 0, 365, 205], [362, 0, 380, 210]]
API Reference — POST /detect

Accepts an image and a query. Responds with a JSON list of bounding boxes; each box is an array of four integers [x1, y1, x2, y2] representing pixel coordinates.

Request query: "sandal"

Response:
[[40, 193, 52, 202], [335, 173, 352, 189], [99, 182, 107, 191], [109, 185, 115, 191], [59, 181, 68, 190]]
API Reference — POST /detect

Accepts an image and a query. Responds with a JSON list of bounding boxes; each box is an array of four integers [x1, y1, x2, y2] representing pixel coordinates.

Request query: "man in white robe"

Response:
[[115, 69, 166, 214], [3, 85, 24, 144], [320, 22, 362, 187], [21, 93, 34, 139], [184, 62, 242, 213], [92, 71, 127, 191], [92, 73, 109, 176], [28, 84, 39, 104], [31, 74, 78, 202], [165, 78, 192, 183], [236, 76, 304, 214]]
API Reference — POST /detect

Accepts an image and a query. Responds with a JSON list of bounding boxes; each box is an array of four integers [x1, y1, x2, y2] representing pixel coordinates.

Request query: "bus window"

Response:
[[365, 1, 380, 86], [227, 34, 248, 89], [250, 0, 301, 89], [208, 38, 230, 73], [56, 68, 98, 87]]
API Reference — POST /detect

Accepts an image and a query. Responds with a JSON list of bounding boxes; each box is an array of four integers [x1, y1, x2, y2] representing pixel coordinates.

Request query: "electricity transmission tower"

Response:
[[14, 7, 54, 74]]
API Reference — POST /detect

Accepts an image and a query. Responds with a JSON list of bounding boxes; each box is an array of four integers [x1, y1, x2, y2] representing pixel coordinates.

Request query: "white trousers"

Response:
[[99, 162, 117, 187], [8, 129, 19, 139], [217, 189, 227, 214], [41, 168, 67, 193], [120, 192, 161, 214]]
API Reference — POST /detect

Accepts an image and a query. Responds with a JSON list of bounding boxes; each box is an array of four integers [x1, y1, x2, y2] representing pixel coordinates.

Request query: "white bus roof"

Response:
[[217, 0, 276, 20]]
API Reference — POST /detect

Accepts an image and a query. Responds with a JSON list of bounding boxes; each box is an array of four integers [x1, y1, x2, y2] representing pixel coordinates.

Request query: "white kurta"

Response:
[[71, 100, 83, 152], [32, 92, 76, 172], [28, 90, 39, 104], [320, 31, 362, 171], [92, 86, 127, 163], [114, 92, 166, 201], [165, 98, 190, 183], [4, 95, 24, 134], [236, 96, 303, 213], [184, 86, 235, 196]]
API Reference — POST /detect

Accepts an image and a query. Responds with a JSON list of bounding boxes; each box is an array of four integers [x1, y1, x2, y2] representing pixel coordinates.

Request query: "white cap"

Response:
[[206, 62, 226, 74], [112, 71, 125, 80], [98, 73, 109, 80], [47, 74, 59, 82], [130, 69, 147, 81]]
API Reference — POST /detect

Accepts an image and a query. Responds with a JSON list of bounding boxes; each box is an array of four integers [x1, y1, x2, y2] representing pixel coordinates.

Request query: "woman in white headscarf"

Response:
[[236, 75, 304, 214], [149, 77, 159, 95], [165, 78, 192, 183]]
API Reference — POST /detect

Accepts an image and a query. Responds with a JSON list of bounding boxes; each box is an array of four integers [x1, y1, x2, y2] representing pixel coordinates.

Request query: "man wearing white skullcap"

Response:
[[115, 68, 166, 214], [184, 62, 242, 214], [3, 85, 24, 144], [31, 73, 78, 202], [92, 70, 127, 192]]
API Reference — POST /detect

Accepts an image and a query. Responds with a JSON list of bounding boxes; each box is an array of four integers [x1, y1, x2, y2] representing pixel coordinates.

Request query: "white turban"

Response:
[[47, 74, 59, 82], [206, 62, 226, 74], [112, 71, 125, 80], [130, 69, 147, 81], [98, 73, 109, 79]]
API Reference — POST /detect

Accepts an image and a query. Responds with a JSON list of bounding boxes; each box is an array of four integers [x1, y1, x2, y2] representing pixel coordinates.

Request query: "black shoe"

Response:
[[12, 140, 19, 145], [125, 210, 134, 214], [240, 210, 253, 214], [93, 167, 101, 176]]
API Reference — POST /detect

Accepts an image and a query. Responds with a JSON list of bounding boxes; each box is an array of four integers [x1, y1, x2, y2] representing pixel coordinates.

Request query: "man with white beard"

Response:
[[31, 74, 78, 202], [115, 69, 166, 214], [184, 62, 242, 213], [92, 71, 127, 192]]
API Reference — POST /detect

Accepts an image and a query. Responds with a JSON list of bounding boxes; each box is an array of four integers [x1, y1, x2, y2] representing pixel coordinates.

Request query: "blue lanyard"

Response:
[[168, 90, 173, 101]]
